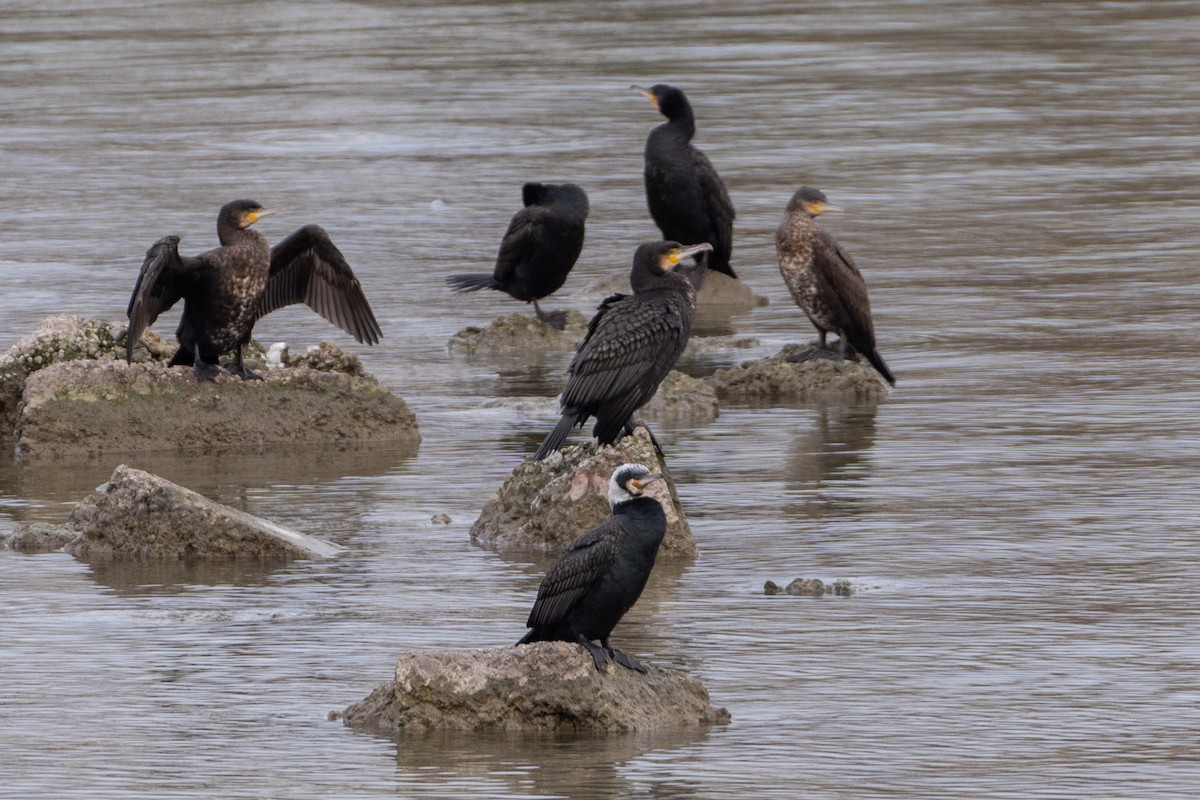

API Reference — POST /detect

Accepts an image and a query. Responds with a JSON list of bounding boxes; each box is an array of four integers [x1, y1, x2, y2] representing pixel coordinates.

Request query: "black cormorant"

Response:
[[533, 240, 711, 460], [125, 199, 381, 381], [518, 462, 667, 672], [632, 83, 736, 280], [446, 182, 589, 329], [776, 186, 895, 385]]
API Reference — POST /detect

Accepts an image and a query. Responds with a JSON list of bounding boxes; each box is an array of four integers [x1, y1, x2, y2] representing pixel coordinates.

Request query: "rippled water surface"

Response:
[[2, 1, 1199, 797]]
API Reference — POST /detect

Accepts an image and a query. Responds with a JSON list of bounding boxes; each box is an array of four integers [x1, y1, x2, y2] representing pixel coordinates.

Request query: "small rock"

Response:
[[764, 580, 783, 595], [640, 370, 720, 423], [3, 522, 77, 553], [693, 270, 769, 309], [340, 642, 730, 733], [62, 465, 344, 560], [764, 578, 855, 597], [290, 341, 364, 375], [469, 426, 695, 556], [430, 513, 451, 525], [830, 579, 853, 596], [448, 311, 589, 356], [706, 343, 889, 402], [265, 342, 289, 370], [786, 578, 826, 596]]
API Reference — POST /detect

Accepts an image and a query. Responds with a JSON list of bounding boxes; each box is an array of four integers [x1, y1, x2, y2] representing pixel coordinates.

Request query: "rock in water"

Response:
[[447, 311, 589, 356], [706, 343, 890, 402], [693, 270, 769, 309], [14, 360, 419, 457], [62, 464, 343, 560], [469, 426, 695, 556], [340, 642, 729, 733]]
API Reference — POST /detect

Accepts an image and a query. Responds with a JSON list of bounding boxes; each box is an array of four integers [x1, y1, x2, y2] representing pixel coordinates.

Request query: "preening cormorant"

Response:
[[125, 199, 380, 381], [446, 182, 589, 329], [632, 83, 736, 279], [533, 241, 711, 461], [518, 463, 667, 672], [775, 186, 895, 385]]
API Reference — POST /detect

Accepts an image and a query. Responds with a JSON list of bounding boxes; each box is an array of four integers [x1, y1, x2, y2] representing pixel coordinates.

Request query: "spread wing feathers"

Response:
[[492, 207, 540, 284], [561, 296, 689, 410], [693, 149, 735, 270], [126, 235, 197, 362], [526, 519, 622, 629], [814, 231, 875, 348], [258, 224, 381, 345]]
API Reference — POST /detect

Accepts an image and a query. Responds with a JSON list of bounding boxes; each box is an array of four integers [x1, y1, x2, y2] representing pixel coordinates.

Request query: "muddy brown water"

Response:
[[2, 1, 1198, 798]]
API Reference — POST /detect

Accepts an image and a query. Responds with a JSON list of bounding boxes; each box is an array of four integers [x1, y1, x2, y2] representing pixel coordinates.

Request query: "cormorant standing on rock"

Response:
[[446, 182, 589, 329], [126, 199, 380, 381], [533, 241, 711, 461], [518, 463, 667, 672], [632, 84, 736, 280], [776, 186, 895, 385]]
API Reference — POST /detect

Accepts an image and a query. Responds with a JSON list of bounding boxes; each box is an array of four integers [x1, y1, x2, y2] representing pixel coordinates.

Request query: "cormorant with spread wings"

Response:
[[125, 199, 380, 381]]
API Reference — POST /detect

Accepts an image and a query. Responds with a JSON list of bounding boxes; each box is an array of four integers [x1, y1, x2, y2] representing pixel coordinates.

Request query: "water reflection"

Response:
[[82, 556, 281, 596], [782, 400, 880, 519]]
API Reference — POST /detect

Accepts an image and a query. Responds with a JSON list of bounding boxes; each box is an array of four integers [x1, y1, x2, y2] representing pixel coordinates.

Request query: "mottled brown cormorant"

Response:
[[632, 83, 736, 279], [776, 186, 895, 385], [533, 241, 711, 460], [518, 463, 666, 672], [126, 199, 381, 381], [446, 182, 588, 329]]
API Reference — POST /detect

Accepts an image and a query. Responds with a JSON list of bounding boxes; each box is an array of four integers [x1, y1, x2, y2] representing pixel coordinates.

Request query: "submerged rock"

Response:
[[61, 464, 343, 560], [2, 522, 77, 553], [340, 642, 729, 733], [14, 359, 419, 457], [469, 426, 695, 556], [448, 311, 590, 356], [764, 578, 854, 597], [707, 343, 889, 402]]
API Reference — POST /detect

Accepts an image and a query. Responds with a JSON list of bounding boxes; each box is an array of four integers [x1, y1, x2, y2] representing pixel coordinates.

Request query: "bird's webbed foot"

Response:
[[602, 637, 648, 673], [533, 301, 569, 331], [623, 419, 662, 454], [193, 359, 224, 382], [784, 345, 842, 364], [576, 634, 612, 671], [222, 362, 263, 381]]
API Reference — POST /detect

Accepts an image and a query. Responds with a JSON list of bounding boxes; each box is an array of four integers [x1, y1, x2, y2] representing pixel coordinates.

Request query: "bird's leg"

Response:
[[575, 633, 611, 671], [224, 342, 263, 380], [192, 355, 223, 382], [533, 299, 569, 331], [602, 637, 648, 673], [623, 419, 663, 456], [818, 330, 827, 349]]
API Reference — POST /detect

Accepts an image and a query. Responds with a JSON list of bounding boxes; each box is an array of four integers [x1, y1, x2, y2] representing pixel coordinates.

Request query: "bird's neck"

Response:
[[217, 225, 263, 248], [614, 496, 668, 530], [655, 113, 695, 142]]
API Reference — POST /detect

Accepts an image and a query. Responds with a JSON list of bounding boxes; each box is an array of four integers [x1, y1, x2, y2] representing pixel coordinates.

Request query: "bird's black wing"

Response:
[[492, 206, 539, 285], [257, 224, 381, 345], [693, 148, 735, 268], [814, 231, 874, 345], [526, 518, 621, 629], [560, 294, 689, 411], [125, 236, 200, 362]]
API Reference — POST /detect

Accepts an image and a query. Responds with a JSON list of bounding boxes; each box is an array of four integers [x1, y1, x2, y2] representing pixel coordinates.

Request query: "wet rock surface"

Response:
[[706, 343, 890, 402], [339, 642, 729, 733], [2, 522, 77, 553], [640, 370, 719, 423], [764, 578, 854, 597], [469, 426, 695, 556], [694, 270, 770, 309], [61, 464, 344, 560], [14, 359, 419, 457], [448, 311, 590, 355]]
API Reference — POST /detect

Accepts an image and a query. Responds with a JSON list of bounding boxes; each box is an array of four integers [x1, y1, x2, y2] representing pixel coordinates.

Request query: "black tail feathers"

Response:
[[445, 273, 498, 293], [534, 411, 584, 461]]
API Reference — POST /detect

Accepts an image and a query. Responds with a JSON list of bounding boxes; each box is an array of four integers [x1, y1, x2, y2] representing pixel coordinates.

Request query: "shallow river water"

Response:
[[2, 1, 1199, 798]]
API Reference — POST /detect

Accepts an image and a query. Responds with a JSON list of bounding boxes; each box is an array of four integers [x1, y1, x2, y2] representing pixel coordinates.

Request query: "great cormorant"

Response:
[[775, 186, 895, 385], [632, 84, 736, 280], [533, 240, 711, 460], [446, 182, 589, 329], [518, 463, 667, 672], [125, 199, 380, 381]]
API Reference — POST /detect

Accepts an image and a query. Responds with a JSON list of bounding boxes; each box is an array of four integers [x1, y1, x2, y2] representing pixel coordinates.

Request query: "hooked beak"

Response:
[[810, 201, 842, 216], [630, 473, 665, 492], [247, 207, 284, 225], [630, 84, 658, 109], [667, 242, 714, 265]]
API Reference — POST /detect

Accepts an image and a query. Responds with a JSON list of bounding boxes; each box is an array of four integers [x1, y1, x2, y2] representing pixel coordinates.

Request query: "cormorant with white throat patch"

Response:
[[533, 240, 711, 460], [125, 199, 380, 381], [518, 463, 667, 672]]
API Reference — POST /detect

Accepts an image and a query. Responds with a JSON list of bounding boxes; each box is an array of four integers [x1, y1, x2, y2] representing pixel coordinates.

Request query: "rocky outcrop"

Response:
[[469, 426, 695, 556], [14, 359, 419, 457], [339, 642, 729, 733], [706, 344, 890, 402], [61, 464, 343, 560], [448, 311, 590, 356], [640, 370, 719, 423], [1, 522, 77, 553], [764, 578, 854, 597]]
